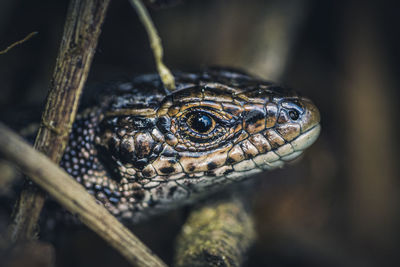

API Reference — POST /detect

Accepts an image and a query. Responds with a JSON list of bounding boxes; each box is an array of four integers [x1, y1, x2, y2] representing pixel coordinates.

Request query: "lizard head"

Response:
[[71, 69, 321, 219], [152, 80, 320, 178], [94, 70, 320, 216]]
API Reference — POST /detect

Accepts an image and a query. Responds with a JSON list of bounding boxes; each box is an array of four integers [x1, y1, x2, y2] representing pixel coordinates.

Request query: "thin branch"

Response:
[[8, 0, 111, 242], [129, 0, 176, 91], [0, 32, 37, 55], [0, 123, 167, 267]]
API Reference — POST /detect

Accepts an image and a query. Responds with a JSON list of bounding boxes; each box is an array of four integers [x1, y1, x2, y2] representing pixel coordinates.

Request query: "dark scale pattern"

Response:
[[60, 68, 321, 222]]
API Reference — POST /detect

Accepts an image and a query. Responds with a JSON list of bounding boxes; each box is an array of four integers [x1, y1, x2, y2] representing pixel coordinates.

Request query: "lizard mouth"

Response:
[[290, 124, 321, 152], [277, 123, 321, 163], [224, 123, 321, 173]]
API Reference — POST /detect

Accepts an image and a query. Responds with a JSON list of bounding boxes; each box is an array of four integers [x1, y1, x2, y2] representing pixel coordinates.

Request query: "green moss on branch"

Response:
[[174, 199, 255, 267]]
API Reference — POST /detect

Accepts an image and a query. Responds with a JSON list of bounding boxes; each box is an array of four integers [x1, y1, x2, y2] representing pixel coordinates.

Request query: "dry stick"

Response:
[[5, 1, 166, 265], [129, 0, 176, 91], [8, 0, 111, 242], [0, 32, 38, 55], [0, 123, 167, 267]]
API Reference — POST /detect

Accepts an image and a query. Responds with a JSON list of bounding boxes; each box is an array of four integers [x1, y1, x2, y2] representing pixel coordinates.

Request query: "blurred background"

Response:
[[0, 0, 399, 266]]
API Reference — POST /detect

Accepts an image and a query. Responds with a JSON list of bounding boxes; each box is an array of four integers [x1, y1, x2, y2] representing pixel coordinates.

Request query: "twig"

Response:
[[0, 123, 167, 267], [0, 32, 37, 55], [129, 0, 176, 91], [174, 199, 255, 267], [8, 0, 111, 242]]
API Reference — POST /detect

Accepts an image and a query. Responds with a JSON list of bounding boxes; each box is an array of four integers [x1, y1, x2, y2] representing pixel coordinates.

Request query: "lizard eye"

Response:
[[169, 106, 237, 151], [288, 110, 300, 120], [187, 112, 215, 134]]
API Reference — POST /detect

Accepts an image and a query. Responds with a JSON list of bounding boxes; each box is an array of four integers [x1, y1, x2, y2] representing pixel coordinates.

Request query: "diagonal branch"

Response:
[[0, 123, 167, 267], [0, 32, 38, 55]]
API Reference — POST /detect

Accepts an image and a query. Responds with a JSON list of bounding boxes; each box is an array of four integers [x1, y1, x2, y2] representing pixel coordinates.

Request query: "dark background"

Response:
[[0, 0, 399, 266]]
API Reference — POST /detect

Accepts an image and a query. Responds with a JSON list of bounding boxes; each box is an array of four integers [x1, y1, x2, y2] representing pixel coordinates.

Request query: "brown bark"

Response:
[[8, 0, 111, 242]]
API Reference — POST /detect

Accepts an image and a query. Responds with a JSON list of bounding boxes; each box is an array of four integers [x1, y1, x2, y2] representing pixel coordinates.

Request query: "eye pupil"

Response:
[[289, 110, 300, 120], [190, 113, 213, 133]]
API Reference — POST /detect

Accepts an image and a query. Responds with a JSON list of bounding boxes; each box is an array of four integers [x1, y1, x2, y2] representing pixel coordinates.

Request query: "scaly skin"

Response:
[[60, 68, 321, 222]]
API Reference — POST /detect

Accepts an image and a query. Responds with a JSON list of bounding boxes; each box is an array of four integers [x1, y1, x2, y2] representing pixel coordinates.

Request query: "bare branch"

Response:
[[0, 123, 167, 267], [8, 0, 111, 242]]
